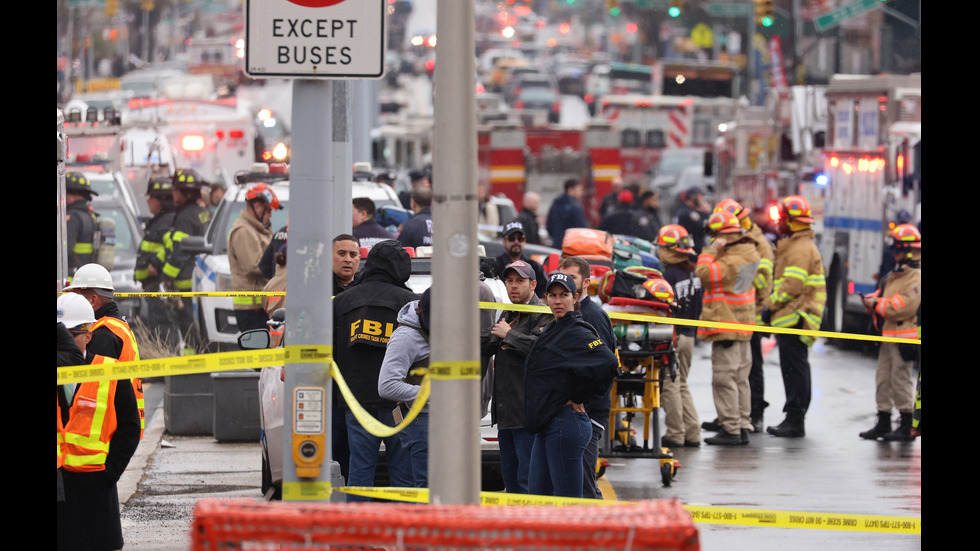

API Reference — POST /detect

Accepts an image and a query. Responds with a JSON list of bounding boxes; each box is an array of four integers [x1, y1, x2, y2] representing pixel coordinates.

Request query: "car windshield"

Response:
[[88, 175, 128, 201], [91, 204, 138, 260], [519, 88, 557, 101]]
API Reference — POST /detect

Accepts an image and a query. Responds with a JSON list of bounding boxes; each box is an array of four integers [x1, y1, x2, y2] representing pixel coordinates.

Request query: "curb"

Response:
[[118, 395, 168, 510]]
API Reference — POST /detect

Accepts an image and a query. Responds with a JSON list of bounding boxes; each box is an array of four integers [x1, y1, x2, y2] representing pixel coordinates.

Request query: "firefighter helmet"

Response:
[[172, 168, 207, 191], [656, 224, 695, 254], [146, 175, 174, 198], [641, 278, 676, 304], [65, 172, 99, 197], [713, 198, 748, 220], [779, 195, 814, 224], [706, 210, 745, 235], [890, 224, 921, 249], [63, 263, 114, 292], [245, 183, 282, 210], [57, 292, 97, 331]]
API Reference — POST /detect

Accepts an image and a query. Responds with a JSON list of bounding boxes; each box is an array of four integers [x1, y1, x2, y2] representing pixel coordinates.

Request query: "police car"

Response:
[[186, 165, 404, 351]]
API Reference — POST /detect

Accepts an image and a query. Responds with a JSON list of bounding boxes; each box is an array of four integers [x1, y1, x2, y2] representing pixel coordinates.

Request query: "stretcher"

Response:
[[600, 296, 681, 487]]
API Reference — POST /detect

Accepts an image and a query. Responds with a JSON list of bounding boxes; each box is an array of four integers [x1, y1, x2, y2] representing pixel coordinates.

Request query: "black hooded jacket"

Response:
[[332, 240, 419, 413], [523, 311, 619, 434]]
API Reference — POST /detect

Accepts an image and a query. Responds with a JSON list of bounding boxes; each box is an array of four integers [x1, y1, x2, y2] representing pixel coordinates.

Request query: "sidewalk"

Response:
[[118, 381, 264, 551]]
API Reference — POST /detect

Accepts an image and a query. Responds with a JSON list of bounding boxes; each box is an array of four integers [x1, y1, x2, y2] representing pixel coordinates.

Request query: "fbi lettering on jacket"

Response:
[[350, 319, 395, 346]]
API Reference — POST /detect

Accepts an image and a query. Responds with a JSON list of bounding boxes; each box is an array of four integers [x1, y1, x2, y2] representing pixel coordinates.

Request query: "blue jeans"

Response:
[[345, 409, 414, 502], [498, 427, 535, 494], [528, 405, 592, 498], [402, 411, 429, 488], [581, 421, 604, 499]]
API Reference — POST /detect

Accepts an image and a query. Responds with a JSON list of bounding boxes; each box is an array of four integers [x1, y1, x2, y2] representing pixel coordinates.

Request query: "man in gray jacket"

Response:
[[378, 287, 433, 488], [480, 260, 553, 493]]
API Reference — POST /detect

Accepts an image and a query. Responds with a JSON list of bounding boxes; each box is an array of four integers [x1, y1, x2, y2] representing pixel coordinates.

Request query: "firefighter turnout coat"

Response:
[[749, 223, 775, 324], [163, 201, 212, 291], [769, 229, 826, 345], [134, 206, 175, 289], [873, 263, 921, 340], [228, 209, 273, 311], [696, 239, 761, 342]]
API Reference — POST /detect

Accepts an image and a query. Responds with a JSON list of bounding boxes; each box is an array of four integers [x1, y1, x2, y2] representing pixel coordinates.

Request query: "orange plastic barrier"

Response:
[[190, 498, 699, 550]]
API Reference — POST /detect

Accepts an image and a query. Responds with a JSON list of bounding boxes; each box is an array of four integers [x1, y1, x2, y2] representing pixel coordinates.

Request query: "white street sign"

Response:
[[245, 0, 386, 79]]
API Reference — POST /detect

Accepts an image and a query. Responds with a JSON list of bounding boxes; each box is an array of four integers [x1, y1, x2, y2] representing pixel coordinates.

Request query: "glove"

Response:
[[760, 307, 772, 325]]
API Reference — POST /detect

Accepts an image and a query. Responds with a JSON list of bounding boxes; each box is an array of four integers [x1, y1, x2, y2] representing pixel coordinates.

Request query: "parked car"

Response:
[[512, 87, 561, 123]]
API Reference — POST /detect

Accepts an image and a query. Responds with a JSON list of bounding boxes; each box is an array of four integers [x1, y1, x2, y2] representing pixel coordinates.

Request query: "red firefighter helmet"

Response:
[[245, 183, 283, 210], [656, 224, 695, 254], [706, 210, 745, 235], [641, 278, 675, 304], [713, 198, 748, 220], [890, 224, 921, 249], [779, 195, 814, 224]]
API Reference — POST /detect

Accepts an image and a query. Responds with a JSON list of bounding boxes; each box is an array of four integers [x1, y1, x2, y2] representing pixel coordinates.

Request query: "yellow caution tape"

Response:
[[284, 344, 333, 364], [334, 487, 921, 533], [56, 348, 286, 385], [72, 291, 918, 346], [330, 362, 431, 438], [282, 480, 332, 501], [429, 360, 481, 380], [683, 505, 921, 534]]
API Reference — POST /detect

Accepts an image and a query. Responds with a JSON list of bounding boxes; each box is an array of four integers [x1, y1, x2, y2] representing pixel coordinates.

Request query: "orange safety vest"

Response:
[[57, 395, 65, 470], [61, 356, 118, 473], [92, 316, 145, 439]]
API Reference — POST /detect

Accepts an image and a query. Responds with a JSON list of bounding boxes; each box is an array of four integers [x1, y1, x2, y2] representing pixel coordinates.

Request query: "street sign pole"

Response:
[[246, 0, 386, 502]]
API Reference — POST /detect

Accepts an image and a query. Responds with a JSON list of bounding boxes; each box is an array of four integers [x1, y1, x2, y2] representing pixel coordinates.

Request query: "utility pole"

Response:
[[429, 0, 481, 505]]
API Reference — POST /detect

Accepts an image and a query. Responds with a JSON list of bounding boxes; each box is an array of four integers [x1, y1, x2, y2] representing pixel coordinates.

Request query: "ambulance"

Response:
[[818, 74, 921, 335]]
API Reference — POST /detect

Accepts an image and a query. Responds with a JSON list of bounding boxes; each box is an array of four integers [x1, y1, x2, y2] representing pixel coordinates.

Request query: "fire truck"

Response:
[[477, 121, 622, 226], [818, 73, 921, 335], [597, 94, 737, 188], [123, 96, 256, 187]]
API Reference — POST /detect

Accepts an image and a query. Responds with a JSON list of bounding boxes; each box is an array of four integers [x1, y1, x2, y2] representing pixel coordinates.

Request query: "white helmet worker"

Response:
[[63, 263, 115, 295], [57, 292, 97, 330]]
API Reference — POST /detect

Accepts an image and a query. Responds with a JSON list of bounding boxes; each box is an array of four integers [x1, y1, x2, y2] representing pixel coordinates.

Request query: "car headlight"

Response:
[[272, 142, 289, 161]]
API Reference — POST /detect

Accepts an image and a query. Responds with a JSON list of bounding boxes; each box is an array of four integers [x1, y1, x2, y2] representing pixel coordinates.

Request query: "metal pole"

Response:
[[283, 79, 342, 502], [430, 0, 481, 505], [333, 81, 354, 234], [352, 80, 379, 165]]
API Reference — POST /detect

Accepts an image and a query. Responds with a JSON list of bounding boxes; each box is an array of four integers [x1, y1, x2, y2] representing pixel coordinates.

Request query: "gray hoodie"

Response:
[[378, 300, 431, 408]]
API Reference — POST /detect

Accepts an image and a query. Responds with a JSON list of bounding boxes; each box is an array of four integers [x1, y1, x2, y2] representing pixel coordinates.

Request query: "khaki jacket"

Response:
[[874, 265, 921, 339], [749, 223, 775, 323], [769, 229, 826, 342], [228, 209, 272, 310], [696, 239, 761, 342]]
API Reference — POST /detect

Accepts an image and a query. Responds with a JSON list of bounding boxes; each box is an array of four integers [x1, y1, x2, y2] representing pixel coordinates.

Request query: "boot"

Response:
[[705, 430, 746, 446], [882, 412, 915, 442], [701, 418, 722, 432], [750, 413, 764, 433], [859, 411, 892, 440], [767, 417, 805, 438]]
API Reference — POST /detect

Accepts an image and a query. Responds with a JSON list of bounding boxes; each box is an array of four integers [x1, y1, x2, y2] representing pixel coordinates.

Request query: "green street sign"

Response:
[[814, 0, 880, 32], [705, 2, 754, 17]]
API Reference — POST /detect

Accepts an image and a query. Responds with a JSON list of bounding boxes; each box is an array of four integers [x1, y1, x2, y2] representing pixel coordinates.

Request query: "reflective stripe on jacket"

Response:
[[876, 265, 921, 340], [695, 240, 761, 342], [62, 356, 118, 472], [769, 229, 826, 346], [749, 224, 775, 324], [92, 316, 145, 439]]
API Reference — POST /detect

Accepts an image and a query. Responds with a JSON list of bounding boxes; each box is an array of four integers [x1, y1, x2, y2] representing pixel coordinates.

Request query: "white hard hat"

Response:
[[63, 263, 114, 292], [58, 293, 97, 330]]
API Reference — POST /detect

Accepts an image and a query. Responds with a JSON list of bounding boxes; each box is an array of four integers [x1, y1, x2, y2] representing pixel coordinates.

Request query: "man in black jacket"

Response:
[[333, 240, 419, 501], [481, 260, 553, 494], [493, 220, 549, 298], [134, 175, 180, 351], [353, 197, 395, 250], [557, 256, 618, 499]]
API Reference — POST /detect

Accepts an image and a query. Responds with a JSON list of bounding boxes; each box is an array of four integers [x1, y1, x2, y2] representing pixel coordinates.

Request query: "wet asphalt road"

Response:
[[119, 337, 921, 550]]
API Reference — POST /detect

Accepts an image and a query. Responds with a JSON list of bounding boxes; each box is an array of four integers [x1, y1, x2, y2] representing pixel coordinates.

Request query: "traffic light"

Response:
[[755, 0, 774, 27], [668, 0, 683, 18], [606, 0, 621, 16]]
